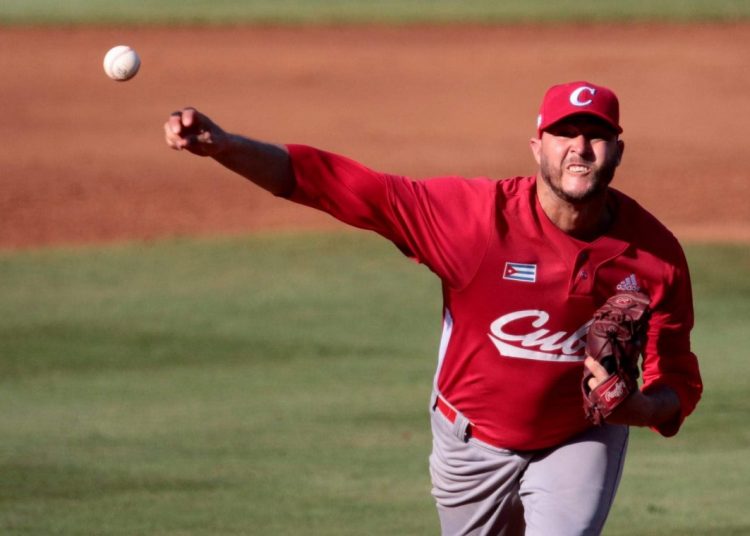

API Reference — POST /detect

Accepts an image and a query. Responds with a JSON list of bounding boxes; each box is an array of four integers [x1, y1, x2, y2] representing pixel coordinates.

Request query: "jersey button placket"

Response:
[[570, 249, 594, 295]]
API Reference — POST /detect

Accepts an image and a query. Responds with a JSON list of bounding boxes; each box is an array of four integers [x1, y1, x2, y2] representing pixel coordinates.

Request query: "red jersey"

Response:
[[286, 144, 703, 451]]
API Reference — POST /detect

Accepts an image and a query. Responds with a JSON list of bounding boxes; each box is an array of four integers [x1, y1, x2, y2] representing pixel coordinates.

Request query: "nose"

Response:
[[569, 134, 592, 156]]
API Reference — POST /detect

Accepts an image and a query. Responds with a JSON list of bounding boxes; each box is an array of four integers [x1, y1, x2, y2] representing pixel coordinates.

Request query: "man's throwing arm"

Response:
[[164, 107, 295, 197]]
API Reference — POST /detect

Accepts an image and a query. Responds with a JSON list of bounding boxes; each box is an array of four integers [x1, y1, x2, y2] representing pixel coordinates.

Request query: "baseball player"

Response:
[[164, 81, 702, 535]]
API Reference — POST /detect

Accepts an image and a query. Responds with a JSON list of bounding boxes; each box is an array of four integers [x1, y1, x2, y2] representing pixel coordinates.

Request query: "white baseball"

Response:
[[103, 45, 141, 81]]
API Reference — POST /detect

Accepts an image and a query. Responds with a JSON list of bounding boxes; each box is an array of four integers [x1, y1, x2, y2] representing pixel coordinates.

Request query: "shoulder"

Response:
[[416, 174, 533, 200], [405, 175, 534, 217], [497, 175, 536, 195], [496, 175, 536, 204], [418, 174, 531, 190], [613, 190, 683, 249], [611, 188, 688, 271], [393, 173, 516, 202]]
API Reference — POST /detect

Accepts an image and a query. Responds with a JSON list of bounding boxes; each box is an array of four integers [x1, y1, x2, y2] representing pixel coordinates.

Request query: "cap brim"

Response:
[[539, 111, 622, 136]]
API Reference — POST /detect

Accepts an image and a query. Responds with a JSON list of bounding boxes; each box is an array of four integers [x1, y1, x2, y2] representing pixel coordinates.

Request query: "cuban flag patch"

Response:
[[503, 262, 537, 283]]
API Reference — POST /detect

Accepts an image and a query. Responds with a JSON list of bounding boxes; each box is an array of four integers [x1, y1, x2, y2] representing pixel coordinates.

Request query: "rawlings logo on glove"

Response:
[[582, 291, 651, 425]]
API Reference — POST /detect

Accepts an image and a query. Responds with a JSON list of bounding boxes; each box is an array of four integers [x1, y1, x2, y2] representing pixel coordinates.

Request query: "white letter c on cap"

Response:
[[570, 86, 596, 107]]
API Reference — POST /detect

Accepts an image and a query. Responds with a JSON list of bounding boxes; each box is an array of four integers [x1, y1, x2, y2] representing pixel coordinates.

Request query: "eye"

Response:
[[549, 126, 578, 138], [588, 128, 614, 141]]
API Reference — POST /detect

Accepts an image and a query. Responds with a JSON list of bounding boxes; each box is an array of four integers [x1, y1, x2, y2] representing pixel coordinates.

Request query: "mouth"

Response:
[[565, 162, 592, 175]]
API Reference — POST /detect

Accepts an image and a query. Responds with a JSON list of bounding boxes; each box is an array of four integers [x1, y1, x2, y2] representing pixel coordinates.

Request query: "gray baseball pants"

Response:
[[429, 400, 628, 536]]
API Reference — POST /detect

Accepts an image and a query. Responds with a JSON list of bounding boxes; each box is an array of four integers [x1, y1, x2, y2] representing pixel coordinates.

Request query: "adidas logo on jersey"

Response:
[[616, 274, 640, 292]]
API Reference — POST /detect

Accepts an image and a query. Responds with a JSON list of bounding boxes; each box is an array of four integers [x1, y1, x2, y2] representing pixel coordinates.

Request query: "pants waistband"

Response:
[[434, 396, 498, 447]]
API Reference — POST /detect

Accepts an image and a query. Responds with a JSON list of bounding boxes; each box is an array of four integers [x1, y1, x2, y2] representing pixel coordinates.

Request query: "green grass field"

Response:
[[1, 233, 748, 535], [1, 0, 749, 25]]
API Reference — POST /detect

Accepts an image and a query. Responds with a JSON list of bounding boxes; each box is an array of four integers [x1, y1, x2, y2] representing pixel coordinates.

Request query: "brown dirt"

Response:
[[1, 24, 748, 250]]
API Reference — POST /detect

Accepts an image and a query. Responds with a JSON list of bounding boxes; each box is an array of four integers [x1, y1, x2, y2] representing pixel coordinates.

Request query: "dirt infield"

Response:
[[1, 24, 748, 249]]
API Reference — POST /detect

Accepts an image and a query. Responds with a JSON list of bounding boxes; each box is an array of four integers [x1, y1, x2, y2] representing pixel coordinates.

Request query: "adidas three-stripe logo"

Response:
[[616, 274, 640, 292]]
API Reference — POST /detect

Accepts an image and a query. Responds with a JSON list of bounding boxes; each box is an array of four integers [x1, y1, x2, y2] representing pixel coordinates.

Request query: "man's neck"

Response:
[[536, 180, 612, 242]]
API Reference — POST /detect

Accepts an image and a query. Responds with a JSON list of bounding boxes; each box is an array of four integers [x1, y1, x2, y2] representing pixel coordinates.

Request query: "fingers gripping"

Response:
[[584, 356, 610, 391], [164, 107, 219, 156]]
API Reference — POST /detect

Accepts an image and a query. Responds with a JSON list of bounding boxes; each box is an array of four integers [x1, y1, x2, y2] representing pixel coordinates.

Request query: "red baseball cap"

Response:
[[536, 81, 622, 137]]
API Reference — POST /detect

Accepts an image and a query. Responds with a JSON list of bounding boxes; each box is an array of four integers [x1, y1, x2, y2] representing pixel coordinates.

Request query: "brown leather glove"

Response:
[[582, 292, 651, 425]]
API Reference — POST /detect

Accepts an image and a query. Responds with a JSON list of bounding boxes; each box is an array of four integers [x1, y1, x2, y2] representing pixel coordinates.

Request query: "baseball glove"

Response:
[[582, 291, 651, 425]]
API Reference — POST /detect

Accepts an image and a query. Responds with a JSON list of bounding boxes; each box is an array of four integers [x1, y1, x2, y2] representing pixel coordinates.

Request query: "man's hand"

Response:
[[164, 107, 229, 157], [163, 107, 294, 196], [584, 356, 680, 427]]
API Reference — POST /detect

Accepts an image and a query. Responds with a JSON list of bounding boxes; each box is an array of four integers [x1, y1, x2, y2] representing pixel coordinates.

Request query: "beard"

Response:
[[539, 153, 619, 204]]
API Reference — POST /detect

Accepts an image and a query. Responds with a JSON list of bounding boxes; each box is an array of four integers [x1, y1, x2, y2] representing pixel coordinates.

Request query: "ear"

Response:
[[615, 139, 625, 166], [529, 136, 542, 166]]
